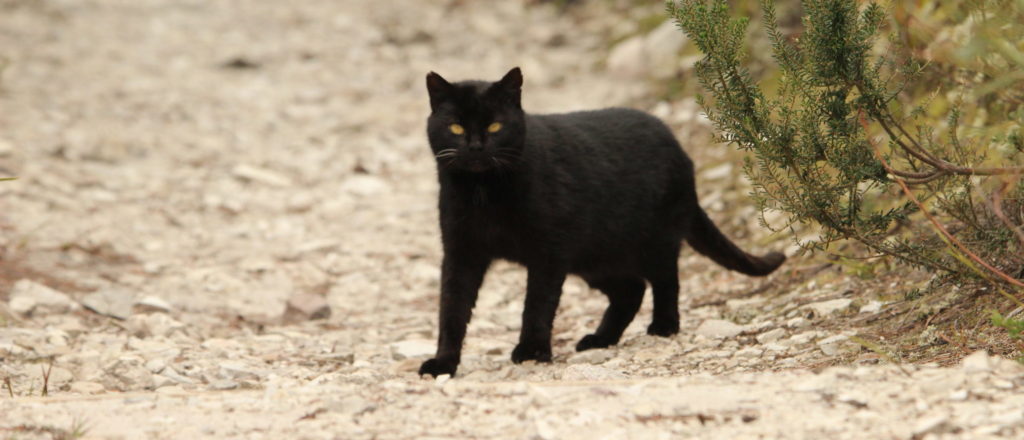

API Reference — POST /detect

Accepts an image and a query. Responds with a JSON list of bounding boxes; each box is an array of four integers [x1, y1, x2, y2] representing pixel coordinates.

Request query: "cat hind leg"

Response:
[[576, 276, 645, 351], [645, 246, 682, 337]]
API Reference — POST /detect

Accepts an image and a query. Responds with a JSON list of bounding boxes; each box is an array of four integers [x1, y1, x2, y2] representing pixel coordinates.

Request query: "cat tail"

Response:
[[687, 209, 785, 276]]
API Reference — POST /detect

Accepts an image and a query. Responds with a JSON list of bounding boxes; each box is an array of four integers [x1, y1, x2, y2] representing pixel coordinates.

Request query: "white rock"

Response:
[[756, 328, 786, 344], [8, 279, 79, 316], [232, 164, 292, 187], [282, 293, 331, 322], [643, 20, 688, 79], [608, 20, 688, 81], [859, 300, 883, 314], [650, 101, 672, 119], [561, 364, 626, 381], [804, 299, 853, 317], [145, 358, 167, 374], [786, 331, 823, 346], [409, 261, 440, 287], [46, 366, 75, 389], [81, 289, 135, 319], [45, 328, 70, 346], [702, 163, 734, 181], [133, 295, 173, 313], [125, 313, 185, 338], [735, 347, 763, 358], [679, 54, 703, 72], [390, 340, 435, 360], [210, 379, 240, 390], [991, 410, 1024, 426], [53, 315, 88, 336], [786, 317, 809, 328], [340, 175, 390, 196], [103, 356, 156, 391], [912, 415, 949, 436], [159, 366, 195, 385], [836, 392, 868, 408], [818, 335, 851, 356], [152, 375, 177, 389], [142, 262, 165, 275], [219, 361, 263, 380], [695, 319, 743, 339], [607, 36, 646, 80], [286, 191, 317, 213], [201, 338, 241, 353], [961, 350, 992, 374], [0, 138, 13, 156], [567, 349, 614, 365], [995, 378, 1019, 388]]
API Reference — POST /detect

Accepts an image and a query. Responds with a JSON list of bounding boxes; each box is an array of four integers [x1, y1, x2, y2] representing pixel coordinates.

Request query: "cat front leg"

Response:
[[511, 265, 567, 364], [419, 253, 489, 378]]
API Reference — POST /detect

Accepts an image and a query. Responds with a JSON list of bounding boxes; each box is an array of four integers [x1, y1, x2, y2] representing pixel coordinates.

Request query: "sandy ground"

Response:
[[1, 0, 1023, 438]]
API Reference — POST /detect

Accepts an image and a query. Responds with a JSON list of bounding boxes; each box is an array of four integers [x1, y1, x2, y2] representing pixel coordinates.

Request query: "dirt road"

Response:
[[1, 1, 1022, 438]]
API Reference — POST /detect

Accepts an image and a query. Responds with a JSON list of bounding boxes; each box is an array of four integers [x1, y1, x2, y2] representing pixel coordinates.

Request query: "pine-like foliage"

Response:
[[668, 0, 1024, 285]]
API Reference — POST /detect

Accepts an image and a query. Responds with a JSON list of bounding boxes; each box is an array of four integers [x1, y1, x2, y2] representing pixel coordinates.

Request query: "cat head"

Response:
[[425, 67, 526, 173]]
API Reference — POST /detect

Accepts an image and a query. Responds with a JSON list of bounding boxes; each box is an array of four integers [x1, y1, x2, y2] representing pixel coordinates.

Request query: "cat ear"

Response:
[[426, 71, 453, 110], [498, 67, 523, 90], [490, 67, 522, 107]]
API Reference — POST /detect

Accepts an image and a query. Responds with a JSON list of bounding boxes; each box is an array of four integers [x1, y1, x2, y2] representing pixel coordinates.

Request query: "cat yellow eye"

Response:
[[487, 122, 503, 133], [449, 124, 465, 135]]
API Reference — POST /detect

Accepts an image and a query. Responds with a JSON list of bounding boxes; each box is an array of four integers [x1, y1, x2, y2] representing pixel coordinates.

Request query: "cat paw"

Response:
[[418, 357, 458, 378], [575, 334, 613, 352], [511, 341, 552, 364], [646, 320, 680, 337]]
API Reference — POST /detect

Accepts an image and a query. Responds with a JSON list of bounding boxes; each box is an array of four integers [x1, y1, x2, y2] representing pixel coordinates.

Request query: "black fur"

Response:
[[418, 67, 785, 377]]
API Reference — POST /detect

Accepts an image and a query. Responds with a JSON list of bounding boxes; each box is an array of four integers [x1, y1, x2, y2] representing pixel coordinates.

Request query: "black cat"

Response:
[[418, 67, 785, 377]]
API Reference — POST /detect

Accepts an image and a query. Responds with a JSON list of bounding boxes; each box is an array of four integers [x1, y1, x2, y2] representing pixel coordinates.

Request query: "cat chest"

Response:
[[442, 205, 532, 260]]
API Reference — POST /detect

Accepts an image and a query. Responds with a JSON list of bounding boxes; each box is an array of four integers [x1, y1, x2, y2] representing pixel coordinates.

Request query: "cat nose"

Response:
[[467, 141, 484, 152]]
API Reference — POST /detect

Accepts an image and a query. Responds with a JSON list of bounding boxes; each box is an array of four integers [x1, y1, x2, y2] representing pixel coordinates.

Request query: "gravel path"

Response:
[[1, 0, 1023, 438]]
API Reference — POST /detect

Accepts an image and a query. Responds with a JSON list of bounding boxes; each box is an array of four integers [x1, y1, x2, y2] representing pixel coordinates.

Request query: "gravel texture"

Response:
[[1, 0, 1023, 438]]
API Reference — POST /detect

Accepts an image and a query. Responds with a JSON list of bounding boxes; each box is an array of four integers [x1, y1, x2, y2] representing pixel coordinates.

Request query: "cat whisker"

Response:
[[493, 154, 520, 168], [435, 148, 458, 159]]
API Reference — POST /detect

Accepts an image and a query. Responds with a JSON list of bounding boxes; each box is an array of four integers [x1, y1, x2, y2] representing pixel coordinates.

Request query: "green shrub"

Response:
[[991, 311, 1024, 339], [668, 0, 1024, 286]]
